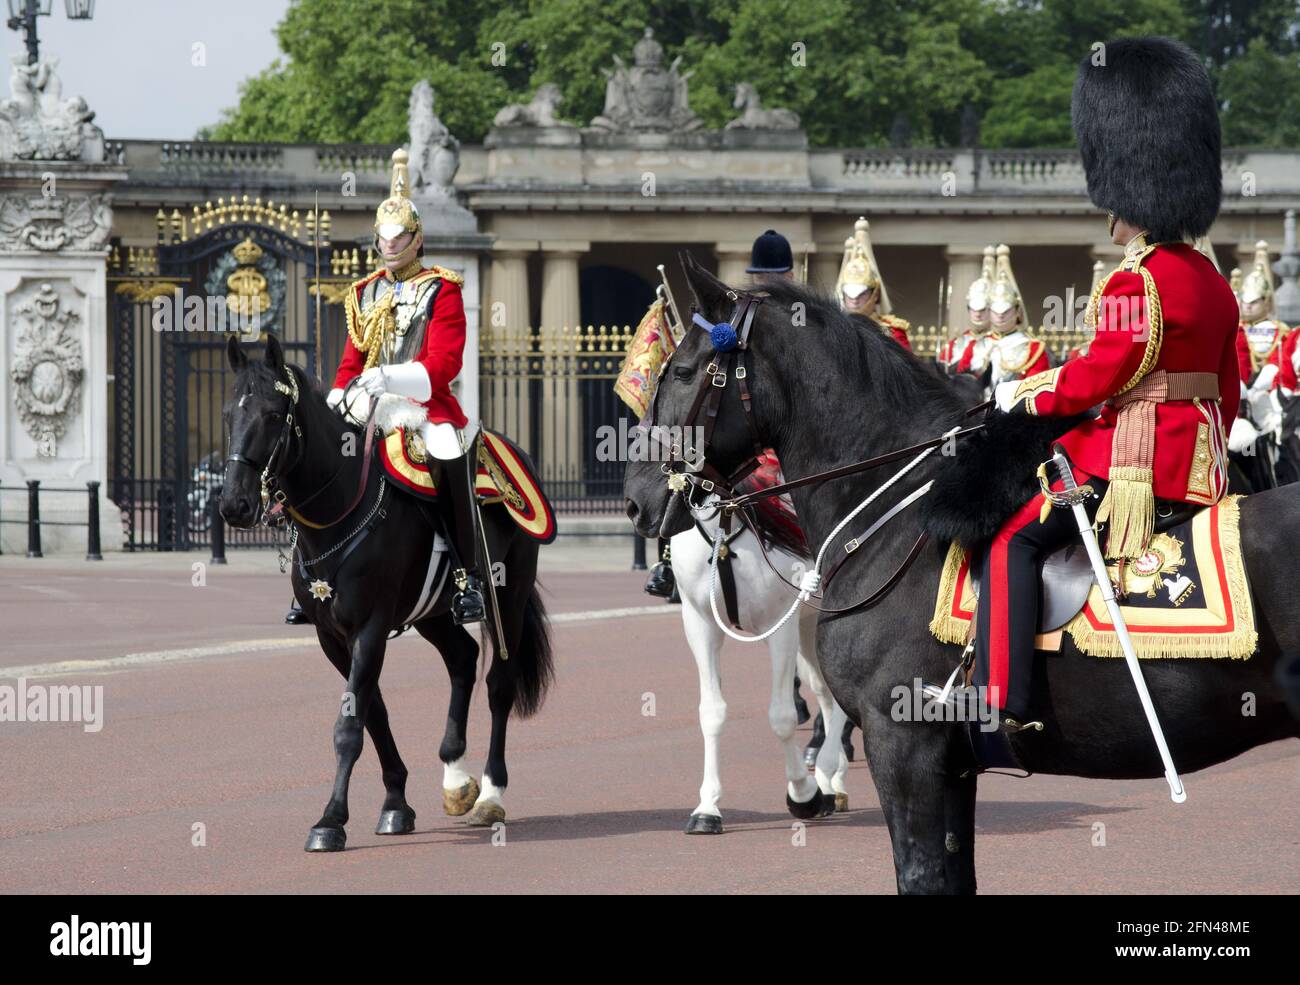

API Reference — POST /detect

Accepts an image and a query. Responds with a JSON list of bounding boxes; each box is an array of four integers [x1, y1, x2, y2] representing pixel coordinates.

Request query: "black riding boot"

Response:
[[442, 447, 486, 626], [285, 600, 308, 624], [645, 539, 676, 599]]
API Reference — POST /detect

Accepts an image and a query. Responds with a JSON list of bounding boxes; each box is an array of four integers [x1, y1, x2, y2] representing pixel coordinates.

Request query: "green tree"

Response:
[[1218, 37, 1300, 145]]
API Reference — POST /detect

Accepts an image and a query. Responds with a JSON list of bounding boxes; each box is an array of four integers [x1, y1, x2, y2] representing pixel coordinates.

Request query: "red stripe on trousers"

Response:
[[987, 490, 1051, 710]]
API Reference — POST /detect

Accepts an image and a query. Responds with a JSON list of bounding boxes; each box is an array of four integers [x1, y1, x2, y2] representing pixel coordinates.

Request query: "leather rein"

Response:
[[654, 288, 990, 616], [225, 368, 377, 531]]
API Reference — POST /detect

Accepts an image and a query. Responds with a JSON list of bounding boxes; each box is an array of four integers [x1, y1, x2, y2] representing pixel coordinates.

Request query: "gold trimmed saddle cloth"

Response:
[[930, 495, 1256, 660]]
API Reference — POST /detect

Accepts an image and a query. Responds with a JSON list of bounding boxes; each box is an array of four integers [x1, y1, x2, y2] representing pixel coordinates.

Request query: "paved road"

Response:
[[1, 549, 1296, 894]]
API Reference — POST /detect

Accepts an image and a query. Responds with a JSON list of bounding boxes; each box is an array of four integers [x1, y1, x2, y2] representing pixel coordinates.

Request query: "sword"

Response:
[[1046, 448, 1186, 803], [463, 426, 509, 661]]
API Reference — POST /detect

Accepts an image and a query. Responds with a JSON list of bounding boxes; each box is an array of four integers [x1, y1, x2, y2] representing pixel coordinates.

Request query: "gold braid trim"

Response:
[[345, 282, 397, 371], [1096, 465, 1156, 560], [928, 542, 973, 644], [1115, 264, 1164, 396]]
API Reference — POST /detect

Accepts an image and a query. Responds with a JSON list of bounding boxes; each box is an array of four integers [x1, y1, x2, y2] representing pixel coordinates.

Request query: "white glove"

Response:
[[1247, 387, 1281, 434], [994, 380, 1021, 413], [1228, 416, 1261, 453], [1250, 363, 1279, 394], [325, 387, 345, 411], [378, 362, 432, 401], [358, 367, 388, 397]]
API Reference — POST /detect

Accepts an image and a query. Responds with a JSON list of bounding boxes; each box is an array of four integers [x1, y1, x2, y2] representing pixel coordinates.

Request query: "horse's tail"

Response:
[[506, 585, 553, 719]]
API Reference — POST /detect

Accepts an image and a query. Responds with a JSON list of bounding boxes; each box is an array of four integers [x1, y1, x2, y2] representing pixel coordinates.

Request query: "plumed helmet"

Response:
[[836, 217, 892, 313], [1239, 241, 1275, 306], [966, 245, 996, 311], [374, 148, 422, 240], [1072, 37, 1221, 243], [988, 244, 1025, 322]]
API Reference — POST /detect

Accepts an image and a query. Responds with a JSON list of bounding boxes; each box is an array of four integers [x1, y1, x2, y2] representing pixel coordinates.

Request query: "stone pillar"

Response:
[[539, 241, 589, 491], [811, 247, 842, 296], [1, 158, 126, 551], [483, 241, 535, 442], [943, 245, 987, 336], [714, 243, 752, 288]]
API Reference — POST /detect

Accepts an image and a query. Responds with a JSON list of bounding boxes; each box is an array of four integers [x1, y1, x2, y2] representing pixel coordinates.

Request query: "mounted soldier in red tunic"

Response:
[[925, 37, 1241, 732], [327, 149, 486, 625], [836, 217, 911, 351]]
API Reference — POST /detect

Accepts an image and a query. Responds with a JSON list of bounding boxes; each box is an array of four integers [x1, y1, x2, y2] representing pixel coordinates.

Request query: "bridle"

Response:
[[225, 366, 376, 530], [650, 288, 990, 622], [648, 288, 768, 501]]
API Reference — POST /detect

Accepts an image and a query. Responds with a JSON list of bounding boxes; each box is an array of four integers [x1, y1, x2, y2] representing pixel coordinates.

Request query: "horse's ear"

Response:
[[679, 250, 730, 321], [226, 334, 247, 372], [264, 332, 284, 372]]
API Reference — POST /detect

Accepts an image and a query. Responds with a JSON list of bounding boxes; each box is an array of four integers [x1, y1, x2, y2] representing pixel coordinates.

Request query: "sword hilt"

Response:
[[1038, 450, 1094, 508]]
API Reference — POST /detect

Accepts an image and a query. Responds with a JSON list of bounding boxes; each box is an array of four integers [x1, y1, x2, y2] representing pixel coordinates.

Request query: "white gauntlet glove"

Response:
[[1228, 416, 1261, 454], [326, 388, 345, 411], [994, 380, 1021, 413], [357, 367, 389, 397], [377, 362, 432, 401]]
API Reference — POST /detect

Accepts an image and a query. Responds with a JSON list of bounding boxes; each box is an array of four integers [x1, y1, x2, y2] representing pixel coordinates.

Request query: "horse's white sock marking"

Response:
[[443, 758, 473, 790]]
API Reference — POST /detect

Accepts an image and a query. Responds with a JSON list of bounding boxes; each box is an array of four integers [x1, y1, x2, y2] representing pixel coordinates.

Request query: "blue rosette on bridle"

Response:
[[693, 312, 738, 352]]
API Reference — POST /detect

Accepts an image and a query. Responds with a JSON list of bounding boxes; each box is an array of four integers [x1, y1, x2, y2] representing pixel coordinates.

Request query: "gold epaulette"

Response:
[[878, 313, 910, 332], [428, 265, 464, 287]]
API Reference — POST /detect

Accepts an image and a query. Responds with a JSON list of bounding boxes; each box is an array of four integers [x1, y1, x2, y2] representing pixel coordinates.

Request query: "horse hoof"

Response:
[[465, 801, 506, 827], [443, 778, 480, 817], [304, 826, 346, 852], [834, 792, 849, 813], [375, 807, 416, 835], [685, 812, 723, 835], [786, 790, 835, 821]]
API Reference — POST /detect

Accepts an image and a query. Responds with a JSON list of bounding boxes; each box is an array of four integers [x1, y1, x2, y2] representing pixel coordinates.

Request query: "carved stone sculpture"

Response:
[[725, 83, 801, 131], [589, 28, 702, 132], [0, 191, 112, 252], [0, 57, 104, 162], [493, 83, 574, 128], [10, 282, 83, 453], [407, 80, 460, 199]]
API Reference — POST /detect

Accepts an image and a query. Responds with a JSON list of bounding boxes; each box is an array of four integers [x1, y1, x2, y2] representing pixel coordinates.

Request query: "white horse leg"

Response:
[[681, 600, 727, 834], [798, 611, 851, 811], [768, 621, 821, 810]]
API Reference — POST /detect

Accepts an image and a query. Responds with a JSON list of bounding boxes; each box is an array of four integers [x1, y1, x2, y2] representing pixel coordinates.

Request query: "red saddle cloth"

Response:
[[734, 451, 810, 558]]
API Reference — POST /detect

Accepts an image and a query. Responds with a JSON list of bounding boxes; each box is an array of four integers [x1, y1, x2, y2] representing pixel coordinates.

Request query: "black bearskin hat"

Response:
[[1072, 37, 1221, 243]]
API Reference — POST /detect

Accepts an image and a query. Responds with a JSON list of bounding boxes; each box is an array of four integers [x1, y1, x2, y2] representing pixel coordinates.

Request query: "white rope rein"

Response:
[[701, 426, 959, 643]]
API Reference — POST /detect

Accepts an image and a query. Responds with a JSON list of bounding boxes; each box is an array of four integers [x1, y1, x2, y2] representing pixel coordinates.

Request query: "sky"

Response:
[[2, 0, 291, 140]]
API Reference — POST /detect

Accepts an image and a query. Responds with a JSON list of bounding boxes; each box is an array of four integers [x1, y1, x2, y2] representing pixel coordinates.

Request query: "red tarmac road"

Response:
[[0, 551, 1296, 894]]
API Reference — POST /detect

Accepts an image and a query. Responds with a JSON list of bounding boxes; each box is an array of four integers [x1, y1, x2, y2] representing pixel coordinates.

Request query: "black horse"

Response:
[[220, 335, 553, 852], [624, 256, 1299, 894]]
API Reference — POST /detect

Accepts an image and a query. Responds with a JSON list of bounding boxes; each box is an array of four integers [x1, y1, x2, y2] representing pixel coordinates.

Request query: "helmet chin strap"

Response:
[[380, 234, 423, 273]]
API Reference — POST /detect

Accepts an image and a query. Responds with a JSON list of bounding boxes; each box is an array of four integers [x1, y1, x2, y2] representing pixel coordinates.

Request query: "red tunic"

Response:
[[1235, 321, 1296, 392], [877, 314, 911, 351], [1010, 242, 1241, 504], [333, 268, 468, 429]]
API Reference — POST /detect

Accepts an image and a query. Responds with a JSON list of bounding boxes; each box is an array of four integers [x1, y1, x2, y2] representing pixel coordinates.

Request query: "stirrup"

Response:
[[452, 568, 485, 626], [999, 715, 1044, 734]]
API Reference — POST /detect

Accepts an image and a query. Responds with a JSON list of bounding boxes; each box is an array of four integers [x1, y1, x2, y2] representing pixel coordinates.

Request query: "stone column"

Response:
[[943, 245, 987, 336], [539, 241, 589, 492], [714, 243, 752, 288], [1, 159, 126, 552], [484, 241, 536, 443]]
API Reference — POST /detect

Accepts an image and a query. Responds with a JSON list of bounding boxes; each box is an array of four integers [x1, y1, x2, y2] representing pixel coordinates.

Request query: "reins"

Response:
[[658, 284, 991, 639]]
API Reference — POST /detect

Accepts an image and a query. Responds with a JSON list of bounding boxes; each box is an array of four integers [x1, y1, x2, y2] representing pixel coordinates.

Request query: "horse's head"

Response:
[[219, 333, 300, 528], [623, 253, 791, 540]]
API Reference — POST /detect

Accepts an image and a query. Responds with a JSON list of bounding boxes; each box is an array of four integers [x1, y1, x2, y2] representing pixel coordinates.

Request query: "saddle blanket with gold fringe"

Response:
[[379, 426, 557, 544], [929, 496, 1256, 660]]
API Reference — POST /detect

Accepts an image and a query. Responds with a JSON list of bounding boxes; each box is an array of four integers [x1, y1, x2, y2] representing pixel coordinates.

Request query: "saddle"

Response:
[[932, 495, 1256, 661]]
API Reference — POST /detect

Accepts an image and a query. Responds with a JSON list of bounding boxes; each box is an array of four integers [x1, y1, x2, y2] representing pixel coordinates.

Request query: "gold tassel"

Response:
[[346, 291, 397, 371], [1096, 466, 1154, 560]]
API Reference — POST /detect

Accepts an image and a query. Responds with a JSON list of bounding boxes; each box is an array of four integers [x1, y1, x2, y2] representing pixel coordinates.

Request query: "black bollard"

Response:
[[86, 481, 103, 560], [26, 479, 41, 558], [209, 491, 227, 565], [631, 531, 646, 570]]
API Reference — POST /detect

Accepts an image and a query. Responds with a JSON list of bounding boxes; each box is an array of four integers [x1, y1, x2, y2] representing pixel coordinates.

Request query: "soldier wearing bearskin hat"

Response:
[[923, 37, 1241, 731]]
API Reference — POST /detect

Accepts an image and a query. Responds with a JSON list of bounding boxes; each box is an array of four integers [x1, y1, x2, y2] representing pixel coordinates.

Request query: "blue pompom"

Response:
[[709, 322, 739, 352]]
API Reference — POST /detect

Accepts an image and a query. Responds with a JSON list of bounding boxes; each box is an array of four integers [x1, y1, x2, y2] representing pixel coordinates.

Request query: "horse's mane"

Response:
[[752, 279, 963, 424]]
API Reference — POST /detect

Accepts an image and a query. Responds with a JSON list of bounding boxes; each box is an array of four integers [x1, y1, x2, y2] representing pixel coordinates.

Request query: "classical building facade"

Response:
[[5, 28, 1300, 548]]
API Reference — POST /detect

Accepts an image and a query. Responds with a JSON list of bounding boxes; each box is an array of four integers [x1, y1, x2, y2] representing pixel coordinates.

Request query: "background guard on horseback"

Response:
[[924, 36, 1242, 737]]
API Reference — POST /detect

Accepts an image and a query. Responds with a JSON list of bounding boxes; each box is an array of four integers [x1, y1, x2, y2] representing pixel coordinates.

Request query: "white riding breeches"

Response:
[[422, 420, 479, 461]]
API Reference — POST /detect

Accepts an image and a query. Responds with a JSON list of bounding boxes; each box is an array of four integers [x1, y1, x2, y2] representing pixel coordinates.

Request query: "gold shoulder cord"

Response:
[[1113, 246, 1163, 396], [344, 278, 397, 371]]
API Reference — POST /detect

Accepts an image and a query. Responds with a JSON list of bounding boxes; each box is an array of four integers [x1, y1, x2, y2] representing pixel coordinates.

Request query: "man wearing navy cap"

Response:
[[746, 229, 796, 283]]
